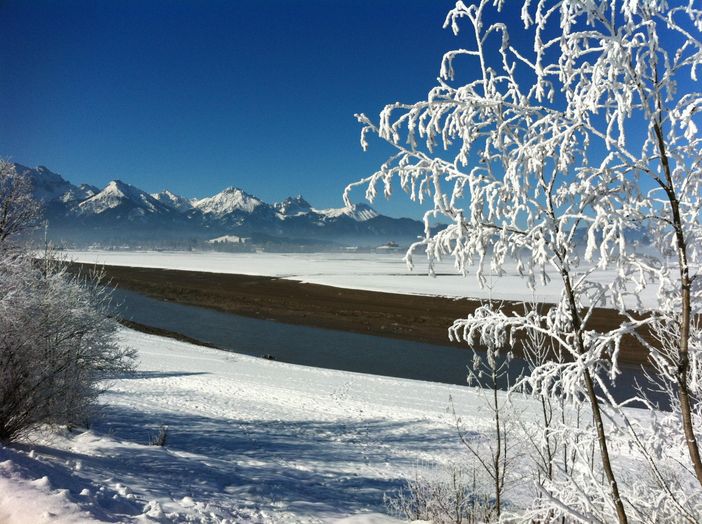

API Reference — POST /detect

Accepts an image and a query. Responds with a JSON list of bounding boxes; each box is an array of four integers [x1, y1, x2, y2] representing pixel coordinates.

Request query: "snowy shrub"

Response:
[[385, 465, 497, 524], [149, 424, 169, 447], [0, 160, 40, 247], [456, 349, 516, 520], [0, 251, 136, 441]]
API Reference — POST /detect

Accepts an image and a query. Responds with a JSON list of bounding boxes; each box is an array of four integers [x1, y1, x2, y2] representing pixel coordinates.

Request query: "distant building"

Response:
[[207, 235, 250, 244], [375, 241, 402, 253]]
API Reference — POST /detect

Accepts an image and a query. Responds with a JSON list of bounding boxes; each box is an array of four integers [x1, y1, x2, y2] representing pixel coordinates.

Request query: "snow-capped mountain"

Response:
[[152, 190, 195, 212], [315, 203, 379, 222], [275, 195, 312, 217], [14, 164, 96, 203], [193, 187, 265, 216], [78, 180, 173, 216], [12, 162, 424, 246]]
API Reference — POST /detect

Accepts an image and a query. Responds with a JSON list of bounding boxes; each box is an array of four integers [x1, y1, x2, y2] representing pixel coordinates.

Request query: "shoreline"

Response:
[[70, 261, 651, 366], [116, 318, 222, 349]]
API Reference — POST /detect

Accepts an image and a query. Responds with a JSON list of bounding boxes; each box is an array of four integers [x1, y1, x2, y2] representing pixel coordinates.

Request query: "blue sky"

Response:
[[0, 0, 471, 217]]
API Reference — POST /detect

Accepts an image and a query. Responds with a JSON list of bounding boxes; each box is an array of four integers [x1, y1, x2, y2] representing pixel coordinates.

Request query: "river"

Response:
[[110, 287, 658, 406]]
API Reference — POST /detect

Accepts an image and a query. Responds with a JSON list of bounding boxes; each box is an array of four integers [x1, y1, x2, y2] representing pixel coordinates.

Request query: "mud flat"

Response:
[[69, 262, 651, 365]]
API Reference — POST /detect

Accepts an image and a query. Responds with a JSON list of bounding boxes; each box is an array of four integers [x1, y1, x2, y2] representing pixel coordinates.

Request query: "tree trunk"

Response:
[[562, 270, 628, 523], [493, 372, 502, 518], [652, 120, 702, 487], [582, 368, 628, 523]]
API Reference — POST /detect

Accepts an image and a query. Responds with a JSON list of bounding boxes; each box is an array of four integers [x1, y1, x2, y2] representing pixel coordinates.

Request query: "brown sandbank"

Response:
[[68, 262, 651, 366]]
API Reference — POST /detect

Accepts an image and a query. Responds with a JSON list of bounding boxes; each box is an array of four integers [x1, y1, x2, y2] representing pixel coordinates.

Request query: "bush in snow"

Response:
[[454, 347, 516, 519], [0, 251, 136, 441], [385, 465, 497, 524], [0, 160, 40, 247], [149, 424, 169, 447], [0, 162, 135, 441]]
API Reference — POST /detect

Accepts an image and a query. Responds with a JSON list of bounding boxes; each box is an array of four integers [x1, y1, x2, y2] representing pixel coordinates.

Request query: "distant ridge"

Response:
[[12, 163, 424, 247]]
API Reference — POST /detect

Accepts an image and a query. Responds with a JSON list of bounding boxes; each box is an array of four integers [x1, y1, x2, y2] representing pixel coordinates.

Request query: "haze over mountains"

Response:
[[14, 163, 424, 248]]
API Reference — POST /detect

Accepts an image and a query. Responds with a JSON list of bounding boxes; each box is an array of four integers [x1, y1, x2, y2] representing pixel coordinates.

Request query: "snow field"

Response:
[[0, 328, 521, 523], [0, 249, 676, 523], [0, 326, 677, 522]]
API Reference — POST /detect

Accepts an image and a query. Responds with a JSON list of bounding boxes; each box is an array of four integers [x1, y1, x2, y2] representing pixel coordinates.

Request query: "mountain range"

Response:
[[12, 163, 423, 247]]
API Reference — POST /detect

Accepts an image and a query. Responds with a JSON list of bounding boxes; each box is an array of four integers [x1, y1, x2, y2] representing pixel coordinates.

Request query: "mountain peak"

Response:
[[78, 179, 166, 216], [101, 179, 142, 199], [275, 195, 312, 216], [106, 179, 126, 189], [152, 189, 194, 212], [316, 202, 379, 222], [194, 186, 264, 216], [11, 163, 80, 203]]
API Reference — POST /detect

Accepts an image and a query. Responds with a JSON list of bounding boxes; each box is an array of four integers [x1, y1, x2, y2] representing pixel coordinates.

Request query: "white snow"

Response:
[[78, 181, 163, 215], [193, 187, 264, 216], [0, 328, 499, 522], [151, 190, 195, 212], [0, 462, 102, 523], [0, 327, 673, 523], [206, 235, 249, 244], [64, 250, 660, 307], [314, 204, 379, 222]]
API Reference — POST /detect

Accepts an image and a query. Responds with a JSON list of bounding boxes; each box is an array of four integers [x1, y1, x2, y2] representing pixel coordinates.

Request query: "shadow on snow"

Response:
[[7, 403, 469, 520]]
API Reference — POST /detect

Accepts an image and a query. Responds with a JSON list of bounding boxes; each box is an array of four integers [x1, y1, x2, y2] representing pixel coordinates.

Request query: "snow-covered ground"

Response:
[[3, 251, 670, 522], [64, 250, 659, 307], [0, 328, 513, 523]]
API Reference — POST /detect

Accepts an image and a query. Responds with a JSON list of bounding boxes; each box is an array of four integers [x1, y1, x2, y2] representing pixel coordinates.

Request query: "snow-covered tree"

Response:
[[452, 324, 515, 520], [0, 160, 40, 248], [350, 0, 702, 521], [0, 249, 136, 442], [0, 163, 135, 442]]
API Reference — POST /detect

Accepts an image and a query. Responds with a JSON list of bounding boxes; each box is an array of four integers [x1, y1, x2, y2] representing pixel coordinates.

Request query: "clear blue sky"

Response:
[[0, 0, 470, 217]]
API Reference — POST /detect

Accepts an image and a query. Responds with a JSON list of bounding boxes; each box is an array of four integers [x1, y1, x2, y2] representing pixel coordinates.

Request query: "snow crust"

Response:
[[65, 250, 659, 307]]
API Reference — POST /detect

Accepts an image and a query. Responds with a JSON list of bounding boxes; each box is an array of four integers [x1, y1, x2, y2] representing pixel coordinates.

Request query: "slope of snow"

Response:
[[65, 250, 661, 308], [0, 326, 680, 522], [151, 190, 194, 212], [78, 181, 166, 215], [13, 164, 78, 203], [0, 328, 501, 522], [315, 204, 379, 222], [60, 183, 99, 203], [275, 195, 313, 217], [193, 187, 265, 216]]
